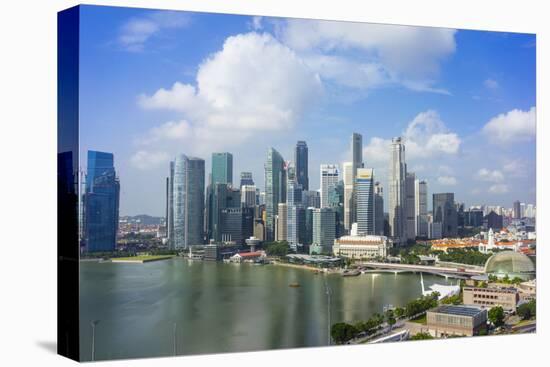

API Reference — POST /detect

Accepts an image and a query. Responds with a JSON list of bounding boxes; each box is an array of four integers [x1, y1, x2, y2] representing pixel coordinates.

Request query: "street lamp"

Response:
[[173, 322, 177, 356], [90, 320, 100, 361]]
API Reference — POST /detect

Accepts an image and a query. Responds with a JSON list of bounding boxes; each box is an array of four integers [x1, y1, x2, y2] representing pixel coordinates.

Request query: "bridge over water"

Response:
[[359, 262, 485, 279]]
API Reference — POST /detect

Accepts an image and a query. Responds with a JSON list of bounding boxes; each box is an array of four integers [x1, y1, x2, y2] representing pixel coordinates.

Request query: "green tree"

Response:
[[265, 241, 289, 257], [488, 306, 505, 327], [385, 310, 396, 330], [331, 322, 359, 344], [517, 300, 536, 320], [394, 307, 404, 319], [410, 332, 433, 340]]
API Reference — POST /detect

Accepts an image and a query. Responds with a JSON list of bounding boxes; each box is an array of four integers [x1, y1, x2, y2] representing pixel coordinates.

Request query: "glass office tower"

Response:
[[84, 150, 120, 252]]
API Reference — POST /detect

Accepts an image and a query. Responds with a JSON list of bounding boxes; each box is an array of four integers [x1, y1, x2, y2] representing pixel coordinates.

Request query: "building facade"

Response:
[[265, 148, 286, 241], [320, 164, 339, 208], [388, 137, 407, 244], [433, 193, 458, 238], [356, 168, 375, 235], [84, 150, 120, 252], [415, 179, 428, 238], [405, 172, 416, 240], [374, 182, 384, 236], [333, 234, 392, 259], [312, 208, 336, 253], [295, 140, 309, 191], [211, 152, 233, 186], [463, 286, 519, 312]]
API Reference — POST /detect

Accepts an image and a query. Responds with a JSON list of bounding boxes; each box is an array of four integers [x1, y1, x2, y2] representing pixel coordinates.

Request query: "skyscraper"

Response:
[[415, 179, 428, 238], [211, 152, 233, 186], [172, 154, 205, 249], [277, 203, 288, 242], [239, 171, 254, 187], [166, 161, 175, 246], [312, 208, 336, 254], [320, 164, 339, 208], [265, 148, 286, 241], [374, 182, 384, 236], [241, 185, 257, 208], [433, 193, 458, 238], [351, 132, 363, 178], [286, 178, 304, 249], [513, 200, 521, 219], [405, 172, 416, 240], [356, 168, 375, 235], [343, 161, 354, 232], [388, 137, 407, 245], [295, 141, 309, 191], [327, 180, 345, 238], [84, 151, 120, 252]]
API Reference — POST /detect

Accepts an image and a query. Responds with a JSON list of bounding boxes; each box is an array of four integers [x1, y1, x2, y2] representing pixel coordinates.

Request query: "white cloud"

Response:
[[438, 176, 457, 185], [130, 150, 169, 170], [482, 106, 536, 144], [488, 184, 509, 194], [484, 78, 499, 90], [118, 11, 191, 51], [251, 16, 263, 30], [476, 168, 504, 182], [135, 32, 323, 163], [403, 110, 461, 159], [363, 137, 391, 164], [279, 19, 456, 93]]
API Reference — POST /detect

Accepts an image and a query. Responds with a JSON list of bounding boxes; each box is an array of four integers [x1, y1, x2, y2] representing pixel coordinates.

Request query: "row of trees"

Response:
[[264, 241, 290, 257], [437, 248, 492, 266], [488, 274, 524, 285], [330, 292, 440, 344]]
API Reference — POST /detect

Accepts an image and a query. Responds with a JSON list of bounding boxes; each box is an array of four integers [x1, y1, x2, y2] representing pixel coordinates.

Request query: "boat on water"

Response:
[[289, 282, 300, 288]]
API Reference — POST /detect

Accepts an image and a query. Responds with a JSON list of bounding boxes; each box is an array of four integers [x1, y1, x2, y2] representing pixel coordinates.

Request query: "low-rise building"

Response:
[[229, 251, 265, 263], [463, 286, 519, 312], [426, 305, 487, 337], [332, 234, 392, 259]]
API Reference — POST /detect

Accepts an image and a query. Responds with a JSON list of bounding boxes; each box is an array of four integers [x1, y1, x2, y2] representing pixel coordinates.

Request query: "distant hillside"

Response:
[[121, 215, 164, 225]]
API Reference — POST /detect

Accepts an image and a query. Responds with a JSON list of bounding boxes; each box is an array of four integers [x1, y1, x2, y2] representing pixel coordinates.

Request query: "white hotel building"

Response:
[[333, 233, 393, 259]]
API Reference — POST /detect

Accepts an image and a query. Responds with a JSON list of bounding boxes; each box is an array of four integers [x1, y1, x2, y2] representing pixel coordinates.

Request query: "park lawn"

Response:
[[409, 314, 427, 324]]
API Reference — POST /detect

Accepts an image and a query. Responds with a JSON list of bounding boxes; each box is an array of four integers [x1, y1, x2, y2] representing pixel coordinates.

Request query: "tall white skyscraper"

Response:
[[415, 179, 428, 238], [351, 132, 363, 177], [388, 137, 407, 244], [356, 168, 375, 235], [405, 172, 416, 241], [343, 162, 354, 231], [320, 164, 339, 208]]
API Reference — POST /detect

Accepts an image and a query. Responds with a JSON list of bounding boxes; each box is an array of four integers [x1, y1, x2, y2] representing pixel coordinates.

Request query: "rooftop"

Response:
[[430, 305, 485, 317]]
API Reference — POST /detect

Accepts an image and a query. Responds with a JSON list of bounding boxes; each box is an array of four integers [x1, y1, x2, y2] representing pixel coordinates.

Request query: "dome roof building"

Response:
[[484, 251, 535, 280]]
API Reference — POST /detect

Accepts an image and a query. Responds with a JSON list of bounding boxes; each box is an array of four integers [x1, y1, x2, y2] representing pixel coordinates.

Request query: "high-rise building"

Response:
[[356, 168, 375, 235], [302, 190, 320, 209], [343, 161, 354, 232], [374, 182, 384, 236], [84, 151, 120, 252], [351, 132, 363, 178], [312, 208, 336, 253], [239, 171, 254, 187], [513, 200, 521, 219], [327, 180, 345, 238], [304, 207, 314, 247], [295, 141, 309, 191], [415, 179, 428, 238], [212, 152, 233, 186], [172, 155, 205, 249], [320, 164, 339, 208], [265, 148, 286, 241], [166, 161, 175, 246], [433, 193, 458, 238], [286, 179, 304, 250], [241, 185, 257, 208], [210, 183, 240, 242], [277, 203, 288, 242], [220, 207, 254, 245], [405, 172, 416, 240], [388, 137, 407, 244]]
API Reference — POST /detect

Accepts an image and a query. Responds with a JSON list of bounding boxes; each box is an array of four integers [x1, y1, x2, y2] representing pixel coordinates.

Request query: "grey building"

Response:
[[212, 152, 233, 186], [405, 172, 416, 240], [312, 208, 336, 253], [388, 137, 407, 245], [374, 182, 384, 236], [295, 140, 309, 191], [433, 193, 458, 238], [239, 171, 254, 187], [265, 148, 286, 241], [172, 154, 205, 249], [356, 168, 375, 235]]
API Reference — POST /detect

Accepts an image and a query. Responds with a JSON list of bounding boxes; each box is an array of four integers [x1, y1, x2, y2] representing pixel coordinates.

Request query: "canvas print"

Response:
[[57, 4, 536, 362]]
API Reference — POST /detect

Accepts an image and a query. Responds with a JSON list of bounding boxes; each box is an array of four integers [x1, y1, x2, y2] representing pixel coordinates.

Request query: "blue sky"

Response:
[[78, 5, 536, 216]]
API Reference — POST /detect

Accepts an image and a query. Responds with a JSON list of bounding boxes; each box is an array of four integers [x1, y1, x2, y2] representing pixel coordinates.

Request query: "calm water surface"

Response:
[[79, 259, 454, 361]]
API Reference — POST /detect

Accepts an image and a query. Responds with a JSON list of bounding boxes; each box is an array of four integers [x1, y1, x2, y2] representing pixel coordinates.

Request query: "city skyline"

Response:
[[78, 6, 536, 216]]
